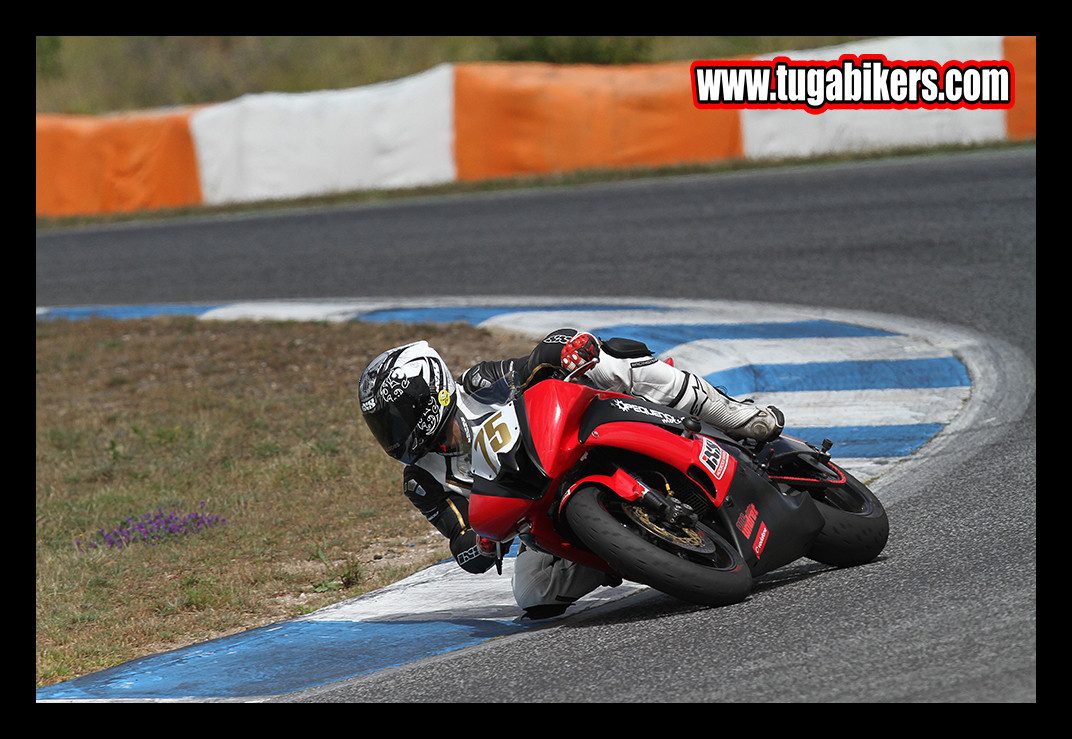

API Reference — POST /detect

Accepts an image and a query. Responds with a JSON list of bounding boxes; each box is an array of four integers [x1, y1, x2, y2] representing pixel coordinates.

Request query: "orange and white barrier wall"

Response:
[[36, 36, 1035, 218]]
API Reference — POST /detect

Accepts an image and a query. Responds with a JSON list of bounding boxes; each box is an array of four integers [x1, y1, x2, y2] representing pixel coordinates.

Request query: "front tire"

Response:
[[565, 485, 752, 607], [805, 470, 889, 567]]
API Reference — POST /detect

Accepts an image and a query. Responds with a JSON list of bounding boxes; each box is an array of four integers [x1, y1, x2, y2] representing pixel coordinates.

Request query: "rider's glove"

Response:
[[451, 529, 496, 574], [562, 332, 600, 374]]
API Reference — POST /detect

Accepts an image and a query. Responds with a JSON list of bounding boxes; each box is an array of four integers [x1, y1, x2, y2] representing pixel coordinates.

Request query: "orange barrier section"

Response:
[[36, 108, 203, 218], [1004, 36, 1036, 141], [453, 62, 743, 182]]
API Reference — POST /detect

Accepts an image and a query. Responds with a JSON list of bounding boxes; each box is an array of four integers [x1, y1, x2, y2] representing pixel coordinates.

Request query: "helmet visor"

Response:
[[364, 402, 425, 464]]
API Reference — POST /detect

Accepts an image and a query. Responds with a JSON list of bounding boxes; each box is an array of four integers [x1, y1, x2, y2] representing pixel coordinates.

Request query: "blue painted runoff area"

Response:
[[35, 617, 529, 701], [784, 424, 946, 459], [706, 356, 970, 396]]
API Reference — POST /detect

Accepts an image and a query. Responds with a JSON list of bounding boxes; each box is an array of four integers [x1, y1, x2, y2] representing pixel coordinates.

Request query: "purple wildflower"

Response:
[[76, 503, 227, 552]]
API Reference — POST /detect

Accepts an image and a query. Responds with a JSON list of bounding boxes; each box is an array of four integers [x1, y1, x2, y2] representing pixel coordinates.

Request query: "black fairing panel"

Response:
[[718, 463, 825, 577]]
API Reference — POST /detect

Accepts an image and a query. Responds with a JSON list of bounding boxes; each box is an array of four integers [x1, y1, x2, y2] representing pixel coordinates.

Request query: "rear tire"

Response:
[[565, 485, 752, 607], [806, 470, 889, 567]]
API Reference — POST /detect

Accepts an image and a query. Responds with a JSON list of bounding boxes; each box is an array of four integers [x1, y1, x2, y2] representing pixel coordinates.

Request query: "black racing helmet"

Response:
[[359, 341, 458, 465]]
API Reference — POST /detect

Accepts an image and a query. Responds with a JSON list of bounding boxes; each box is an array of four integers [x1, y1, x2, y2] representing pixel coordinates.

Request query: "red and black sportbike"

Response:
[[467, 365, 889, 607]]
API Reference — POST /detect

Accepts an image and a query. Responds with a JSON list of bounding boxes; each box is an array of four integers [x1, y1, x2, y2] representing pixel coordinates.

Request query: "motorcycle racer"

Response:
[[358, 328, 784, 618]]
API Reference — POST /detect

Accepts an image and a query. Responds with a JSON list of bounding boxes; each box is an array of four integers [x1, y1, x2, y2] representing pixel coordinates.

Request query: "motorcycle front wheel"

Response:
[[565, 485, 752, 608], [804, 469, 889, 567]]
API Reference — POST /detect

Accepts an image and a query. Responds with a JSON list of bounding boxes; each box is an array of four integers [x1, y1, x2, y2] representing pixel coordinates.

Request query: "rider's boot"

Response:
[[671, 371, 784, 442]]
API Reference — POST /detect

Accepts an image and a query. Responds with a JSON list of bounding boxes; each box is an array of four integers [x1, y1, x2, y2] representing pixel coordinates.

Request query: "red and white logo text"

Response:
[[752, 523, 769, 558], [692, 54, 1014, 114], [736, 503, 758, 538]]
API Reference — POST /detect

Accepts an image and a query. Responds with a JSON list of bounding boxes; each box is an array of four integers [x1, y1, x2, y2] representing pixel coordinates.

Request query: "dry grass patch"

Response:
[[36, 316, 536, 688]]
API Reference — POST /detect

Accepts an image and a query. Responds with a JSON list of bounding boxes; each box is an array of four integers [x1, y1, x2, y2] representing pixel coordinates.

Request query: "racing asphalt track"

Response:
[[36, 147, 1036, 702]]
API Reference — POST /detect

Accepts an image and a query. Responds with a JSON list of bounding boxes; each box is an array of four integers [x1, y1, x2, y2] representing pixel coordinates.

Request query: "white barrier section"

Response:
[[190, 63, 456, 206], [742, 36, 1010, 159]]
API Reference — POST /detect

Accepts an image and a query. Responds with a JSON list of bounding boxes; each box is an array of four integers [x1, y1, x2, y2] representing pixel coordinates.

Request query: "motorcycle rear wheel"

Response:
[[565, 485, 752, 608], [805, 470, 889, 567]]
